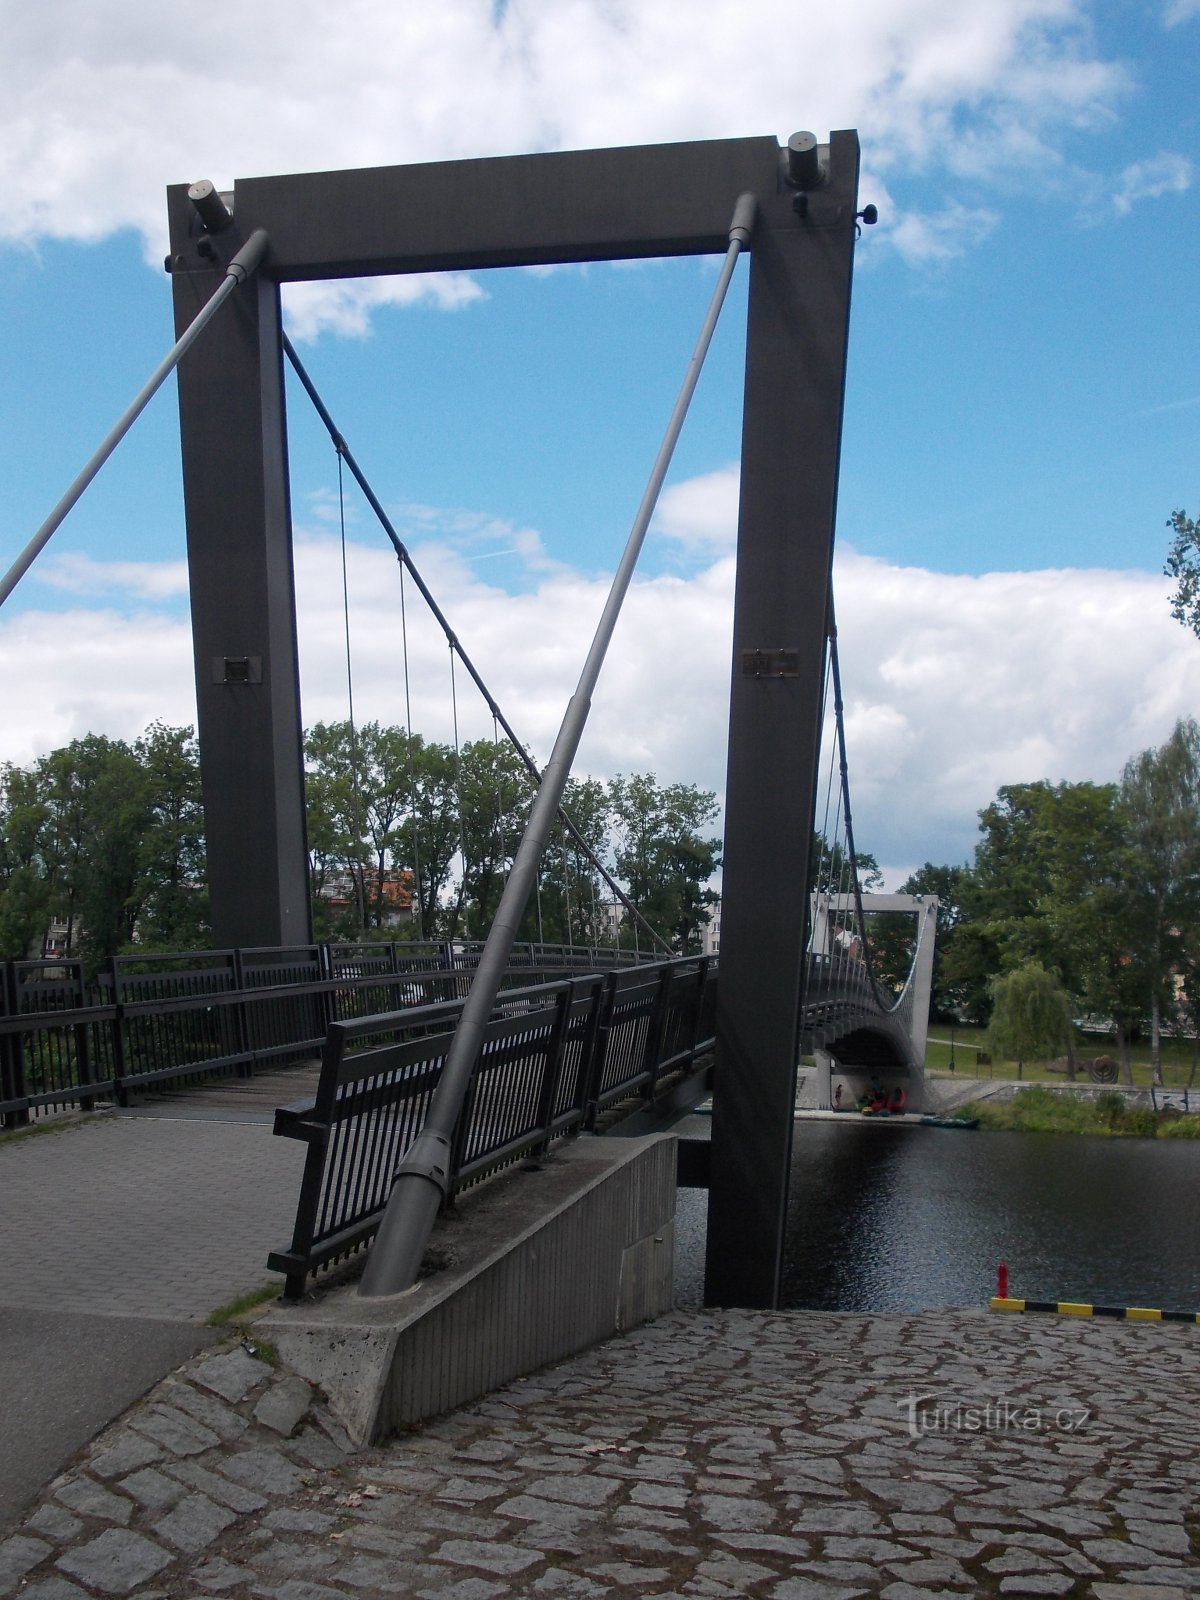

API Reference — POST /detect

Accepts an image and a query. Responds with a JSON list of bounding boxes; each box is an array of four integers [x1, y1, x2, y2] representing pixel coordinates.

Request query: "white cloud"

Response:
[[0, 0, 1133, 286], [1112, 151, 1193, 215], [1165, 0, 1200, 24], [282, 274, 485, 342], [37, 551, 190, 601], [6, 514, 1200, 892], [654, 464, 740, 553]]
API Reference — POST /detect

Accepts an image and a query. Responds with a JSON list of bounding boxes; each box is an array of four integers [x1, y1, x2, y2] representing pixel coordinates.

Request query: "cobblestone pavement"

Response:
[[4, 1306, 1198, 1599]]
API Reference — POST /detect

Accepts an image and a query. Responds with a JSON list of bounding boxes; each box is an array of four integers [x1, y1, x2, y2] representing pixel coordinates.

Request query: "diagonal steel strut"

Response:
[[0, 230, 270, 610], [358, 191, 757, 1299]]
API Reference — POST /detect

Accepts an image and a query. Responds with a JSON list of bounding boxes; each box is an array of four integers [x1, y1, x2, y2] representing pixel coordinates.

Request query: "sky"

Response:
[[1, 0, 1198, 886]]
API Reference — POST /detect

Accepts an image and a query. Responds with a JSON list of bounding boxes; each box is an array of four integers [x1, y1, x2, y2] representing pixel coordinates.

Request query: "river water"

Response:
[[674, 1119, 1200, 1313]]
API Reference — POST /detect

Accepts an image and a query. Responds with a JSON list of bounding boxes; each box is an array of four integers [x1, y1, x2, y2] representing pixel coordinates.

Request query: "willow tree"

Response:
[[986, 961, 1072, 1079]]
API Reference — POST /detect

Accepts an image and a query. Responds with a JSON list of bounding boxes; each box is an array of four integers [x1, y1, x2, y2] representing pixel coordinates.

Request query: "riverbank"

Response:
[[964, 1083, 1200, 1137]]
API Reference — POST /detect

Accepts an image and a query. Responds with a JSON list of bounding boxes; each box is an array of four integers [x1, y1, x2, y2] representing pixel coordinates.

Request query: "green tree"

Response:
[[1165, 509, 1200, 635], [131, 724, 208, 949], [899, 862, 971, 1020], [608, 774, 720, 952], [0, 763, 50, 958], [986, 960, 1072, 1076], [37, 735, 149, 971], [531, 777, 613, 946], [1118, 719, 1200, 1086], [455, 739, 535, 937]]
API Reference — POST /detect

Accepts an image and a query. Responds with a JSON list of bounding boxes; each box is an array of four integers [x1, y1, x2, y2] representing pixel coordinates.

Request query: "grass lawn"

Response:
[[924, 1026, 1200, 1090]]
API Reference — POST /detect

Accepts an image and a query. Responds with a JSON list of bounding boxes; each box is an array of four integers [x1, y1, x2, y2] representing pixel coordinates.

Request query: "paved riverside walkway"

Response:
[[3, 1303, 1199, 1598], [0, 1091, 309, 1528]]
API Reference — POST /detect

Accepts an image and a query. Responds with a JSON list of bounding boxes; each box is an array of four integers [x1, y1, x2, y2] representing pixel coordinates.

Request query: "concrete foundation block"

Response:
[[258, 1134, 677, 1444]]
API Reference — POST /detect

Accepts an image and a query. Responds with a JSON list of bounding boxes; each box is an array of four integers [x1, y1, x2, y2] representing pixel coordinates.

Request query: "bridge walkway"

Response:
[[0, 1083, 311, 1528]]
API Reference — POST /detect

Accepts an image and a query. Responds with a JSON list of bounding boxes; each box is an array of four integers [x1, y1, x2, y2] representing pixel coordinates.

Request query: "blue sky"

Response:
[[1, 0, 1198, 880]]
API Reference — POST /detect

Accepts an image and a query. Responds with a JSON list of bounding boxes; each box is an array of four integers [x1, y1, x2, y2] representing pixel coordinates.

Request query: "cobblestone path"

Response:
[[3, 1307, 1197, 1599]]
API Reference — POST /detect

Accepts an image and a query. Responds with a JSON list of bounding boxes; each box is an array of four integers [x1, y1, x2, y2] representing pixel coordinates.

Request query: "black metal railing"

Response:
[[267, 955, 717, 1298], [0, 940, 651, 1128]]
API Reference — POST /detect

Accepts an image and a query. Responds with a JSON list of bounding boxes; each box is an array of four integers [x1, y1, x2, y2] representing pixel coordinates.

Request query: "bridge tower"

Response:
[[167, 132, 862, 1309]]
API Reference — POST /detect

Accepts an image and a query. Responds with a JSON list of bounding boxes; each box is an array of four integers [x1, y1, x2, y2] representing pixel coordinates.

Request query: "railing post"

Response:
[[688, 957, 710, 1065], [641, 962, 675, 1101], [534, 984, 574, 1157], [1, 961, 29, 1129], [232, 949, 253, 1076], [108, 956, 130, 1108], [74, 1014, 96, 1113], [582, 971, 620, 1130], [318, 942, 337, 1031]]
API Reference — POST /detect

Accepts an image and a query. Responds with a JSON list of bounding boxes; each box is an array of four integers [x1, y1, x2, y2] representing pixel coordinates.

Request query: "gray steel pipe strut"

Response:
[[358, 191, 757, 1298], [0, 229, 271, 611]]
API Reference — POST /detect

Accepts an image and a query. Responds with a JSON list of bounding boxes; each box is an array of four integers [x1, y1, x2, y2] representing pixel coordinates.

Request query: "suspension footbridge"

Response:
[[1, 129, 936, 1322]]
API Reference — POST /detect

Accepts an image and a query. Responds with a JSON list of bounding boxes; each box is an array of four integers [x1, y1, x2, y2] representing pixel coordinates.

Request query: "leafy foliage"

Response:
[[986, 961, 1072, 1069], [1164, 508, 1200, 636]]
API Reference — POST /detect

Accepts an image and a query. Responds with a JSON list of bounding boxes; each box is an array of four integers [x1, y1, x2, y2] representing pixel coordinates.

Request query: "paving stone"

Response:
[[716, 1532, 813, 1557], [22, 1505, 84, 1543], [771, 1580, 871, 1600], [54, 1478, 135, 1525], [160, 1380, 249, 1441], [257, 1581, 356, 1600], [282, 1427, 348, 1470], [523, 1473, 621, 1506], [1128, 1519, 1193, 1555], [190, 1348, 273, 1403], [254, 1375, 315, 1438], [87, 1434, 165, 1480], [215, 1446, 306, 1496], [0, 1534, 53, 1592], [130, 1405, 222, 1457], [262, 1507, 337, 1534], [191, 1556, 258, 1592], [416, 1579, 510, 1600], [162, 1456, 271, 1512], [55, 1529, 173, 1596], [695, 1492, 775, 1532], [986, 1551, 1058, 1575], [16, 1581, 92, 1600], [792, 1505, 886, 1535], [118, 1468, 189, 1512], [431, 1539, 543, 1575], [1083, 1537, 1185, 1567], [528, 1569, 612, 1597], [1090, 1588, 1191, 1600], [997, 1578, 1075, 1596], [152, 1492, 239, 1554], [588, 1563, 671, 1586]]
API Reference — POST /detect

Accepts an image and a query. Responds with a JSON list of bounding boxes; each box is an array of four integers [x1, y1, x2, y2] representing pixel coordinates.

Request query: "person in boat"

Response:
[[890, 1085, 907, 1114]]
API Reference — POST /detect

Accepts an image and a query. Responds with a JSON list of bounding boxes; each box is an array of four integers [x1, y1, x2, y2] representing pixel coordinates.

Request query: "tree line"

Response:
[[0, 719, 721, 967], [899, 718, 1200, 1084]]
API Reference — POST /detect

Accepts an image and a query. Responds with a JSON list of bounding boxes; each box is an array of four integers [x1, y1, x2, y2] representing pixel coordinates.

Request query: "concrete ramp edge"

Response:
[[258, 1133, 678, 1444]]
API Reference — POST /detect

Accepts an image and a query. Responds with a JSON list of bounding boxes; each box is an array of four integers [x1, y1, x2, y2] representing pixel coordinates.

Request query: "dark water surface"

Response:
[[671, 1116, 1200, 1310], [779, 1120, 1200, 1313]]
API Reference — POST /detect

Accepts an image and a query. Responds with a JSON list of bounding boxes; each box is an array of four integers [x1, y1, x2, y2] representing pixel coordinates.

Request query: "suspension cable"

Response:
[[281, 332, 670, 956], [828, 601, 892, 1007], [398, 564, 425, 942], [335, 445, 368, 931], [449, 645, 469, 940], [0, 230, 270, 609], [360, 190, 758, 1298]]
